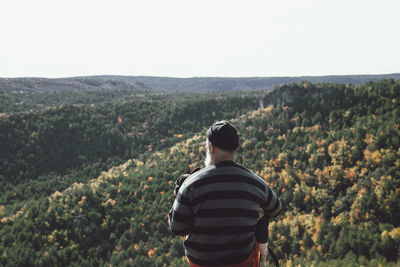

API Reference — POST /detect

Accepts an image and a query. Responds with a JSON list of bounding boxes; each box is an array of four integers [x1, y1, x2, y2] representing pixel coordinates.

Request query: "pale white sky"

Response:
[[0, 0, 399, 78]]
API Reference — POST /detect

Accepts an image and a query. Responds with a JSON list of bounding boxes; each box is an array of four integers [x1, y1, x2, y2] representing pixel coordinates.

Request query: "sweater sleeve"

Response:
[[255, 215, 269, 243], [261, 186, 282, 218], [168, 184, 193, 236]]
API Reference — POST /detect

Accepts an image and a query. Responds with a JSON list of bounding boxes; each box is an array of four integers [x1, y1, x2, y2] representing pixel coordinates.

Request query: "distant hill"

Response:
[[1, 73, 399, 93], [93, 73, 400, 92], [0, 77, 150, 93], [0, 77, 153, 113]]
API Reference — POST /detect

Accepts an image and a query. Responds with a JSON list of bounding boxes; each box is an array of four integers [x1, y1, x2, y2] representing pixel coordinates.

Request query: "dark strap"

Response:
[[268, 245, 279, 267]]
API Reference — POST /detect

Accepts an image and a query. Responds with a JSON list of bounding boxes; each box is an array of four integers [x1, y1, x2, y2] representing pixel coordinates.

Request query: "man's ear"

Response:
[[210, 143, 217, 154]]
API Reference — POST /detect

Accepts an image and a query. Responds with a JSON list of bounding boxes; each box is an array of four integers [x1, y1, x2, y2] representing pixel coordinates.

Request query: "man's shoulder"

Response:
[[223, 163, 265, 181], [182, 165, 216, 187], [184, 163, 266, 186], [230, 164, 270, 190]]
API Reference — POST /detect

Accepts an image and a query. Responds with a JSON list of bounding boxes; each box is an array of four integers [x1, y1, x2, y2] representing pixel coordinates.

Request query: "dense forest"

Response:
[[0, 90, 263, 212], [0, 79, 399, 266]]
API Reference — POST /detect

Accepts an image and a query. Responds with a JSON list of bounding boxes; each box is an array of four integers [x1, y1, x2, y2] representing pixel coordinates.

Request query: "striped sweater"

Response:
[[168, 161, 282, 266]]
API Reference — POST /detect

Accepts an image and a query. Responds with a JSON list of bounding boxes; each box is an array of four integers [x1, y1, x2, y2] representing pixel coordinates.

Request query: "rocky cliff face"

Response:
[[262, 82, 340, 107]]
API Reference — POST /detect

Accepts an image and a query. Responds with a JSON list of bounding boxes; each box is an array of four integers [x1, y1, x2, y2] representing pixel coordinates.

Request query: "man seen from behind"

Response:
[[169, 121, 282, 266]]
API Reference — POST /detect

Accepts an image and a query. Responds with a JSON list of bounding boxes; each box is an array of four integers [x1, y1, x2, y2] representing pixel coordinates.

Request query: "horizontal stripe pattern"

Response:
[[185, 239, 254, 260], [168, 161, 282, 266], [188, 232, 254, 245], [191, 174, 266, 192], [184, 235, 254, 252], [176, 192, 191, 207], [171, 210, 192, 223], [192, 190, 264, 206], [196, 208, 259, 218], [187, 250, 251, 266], [194, 198, 258, 210], [193, 216, 256, 227], [190, 225, 255, 235]]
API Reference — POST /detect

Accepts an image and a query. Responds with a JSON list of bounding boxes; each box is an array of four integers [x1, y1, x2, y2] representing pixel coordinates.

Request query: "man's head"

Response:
[[204, 121, 239, 166]]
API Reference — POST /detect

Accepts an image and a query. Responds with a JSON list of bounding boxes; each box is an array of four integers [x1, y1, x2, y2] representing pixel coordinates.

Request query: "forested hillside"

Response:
[[1, 79, 400, 266], [0, 91, 263, 214]]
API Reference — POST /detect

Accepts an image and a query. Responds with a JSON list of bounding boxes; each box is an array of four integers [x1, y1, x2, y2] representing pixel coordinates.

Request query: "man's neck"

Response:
[[213, 155, 235, 165]]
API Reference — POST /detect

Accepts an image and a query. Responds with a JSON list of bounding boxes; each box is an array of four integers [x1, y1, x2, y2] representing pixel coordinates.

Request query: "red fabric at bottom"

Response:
[[187, 243, 259, 267]]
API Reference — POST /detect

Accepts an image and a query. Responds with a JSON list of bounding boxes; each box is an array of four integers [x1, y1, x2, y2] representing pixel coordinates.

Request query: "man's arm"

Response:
[[168, 186, 193, 235], [261, 186, 282, 218], [255, 185, 282, 243], [257, 186, 282, 266]]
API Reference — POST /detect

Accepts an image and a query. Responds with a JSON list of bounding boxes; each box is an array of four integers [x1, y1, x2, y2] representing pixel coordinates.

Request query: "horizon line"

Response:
[[1, 72, 400, 80]]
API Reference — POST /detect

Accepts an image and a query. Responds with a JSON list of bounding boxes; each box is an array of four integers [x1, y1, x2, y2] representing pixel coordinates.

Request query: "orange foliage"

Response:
[[364, 134, 376, 145], [316, 138, 326, 147], [311, 125, 321, 133], [147, 247, 157, 258], [346, 171, 357, 181]]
